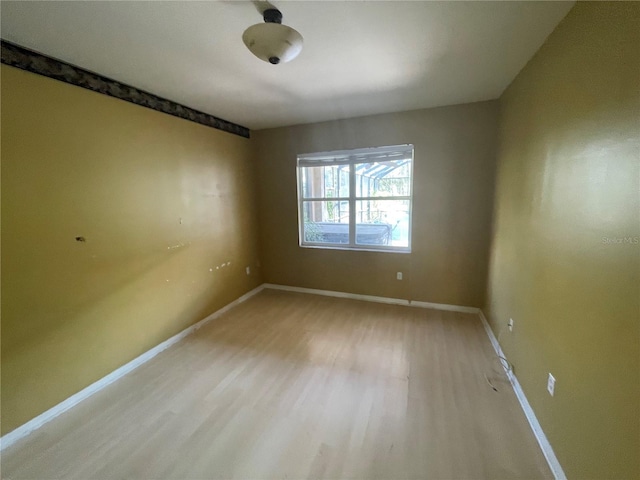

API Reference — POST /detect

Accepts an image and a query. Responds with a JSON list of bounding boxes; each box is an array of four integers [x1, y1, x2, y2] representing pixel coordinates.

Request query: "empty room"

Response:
[[1, 1, 638, 479]]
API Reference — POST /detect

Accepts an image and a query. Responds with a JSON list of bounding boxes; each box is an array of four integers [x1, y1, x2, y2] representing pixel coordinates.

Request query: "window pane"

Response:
[[355, 200, 410, 248], [302, 200, 350, 244], [301, 165, 349, 199], [354, 159, 411, 198]]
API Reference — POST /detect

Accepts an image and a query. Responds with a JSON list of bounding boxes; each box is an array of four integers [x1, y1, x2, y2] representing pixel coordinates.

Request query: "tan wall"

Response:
[[0, 65, 262, 434], [486, 3, 639, 478], [253, 102, 498, 307]]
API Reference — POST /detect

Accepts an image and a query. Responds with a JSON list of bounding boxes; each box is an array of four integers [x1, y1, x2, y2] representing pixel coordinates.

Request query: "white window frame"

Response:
[[296, 144, 414, 253]]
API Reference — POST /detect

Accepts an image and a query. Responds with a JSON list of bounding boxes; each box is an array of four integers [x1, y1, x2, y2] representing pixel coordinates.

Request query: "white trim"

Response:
[[298, 244, 412, 255], [0, 284, 265, 451], [478, 310, 567, 480], [298, 144, 414, 162], [262, 283, 478, 313], [410, 300, 479, 314]]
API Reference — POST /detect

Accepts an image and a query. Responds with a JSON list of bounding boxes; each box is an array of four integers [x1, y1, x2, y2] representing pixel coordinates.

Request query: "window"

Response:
[[297, 144, 413, 252]]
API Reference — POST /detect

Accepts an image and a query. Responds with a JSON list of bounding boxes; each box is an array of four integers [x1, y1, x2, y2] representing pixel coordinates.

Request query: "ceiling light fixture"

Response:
[[242, 8, 303, 65]]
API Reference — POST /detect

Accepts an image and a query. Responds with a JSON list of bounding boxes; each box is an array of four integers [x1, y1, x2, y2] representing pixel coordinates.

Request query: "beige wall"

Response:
[[0, 65, 262, 434], [253, 102, 499, 308], [486, 3, 639, 478]]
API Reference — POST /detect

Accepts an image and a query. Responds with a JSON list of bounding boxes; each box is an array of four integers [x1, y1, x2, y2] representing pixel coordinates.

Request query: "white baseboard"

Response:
[[478, 310, 566, 480], [0, 284, 265, 451], [263, 283, 479, 314], [409, 300, 479, 314]]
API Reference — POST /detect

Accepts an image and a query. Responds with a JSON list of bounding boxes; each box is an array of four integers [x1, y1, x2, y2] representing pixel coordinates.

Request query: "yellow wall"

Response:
[[253, 102, 499, 307], [4, 5, 637, 476], [486, 3, 639, 478], [0, 65, 262, 434]]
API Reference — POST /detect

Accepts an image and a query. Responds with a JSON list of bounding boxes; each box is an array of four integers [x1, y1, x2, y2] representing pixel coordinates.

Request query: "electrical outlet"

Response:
[[508, 318, 514, 332], [396, 272, 403, 280], [547, 373, 556, 396], [246, 266, 251, 275]]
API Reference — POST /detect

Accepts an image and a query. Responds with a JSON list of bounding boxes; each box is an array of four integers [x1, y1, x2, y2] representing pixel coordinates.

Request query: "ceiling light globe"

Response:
[[242, 23, 303, 64]]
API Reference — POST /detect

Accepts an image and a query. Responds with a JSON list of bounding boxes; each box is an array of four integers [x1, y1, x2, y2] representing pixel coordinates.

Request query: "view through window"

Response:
[[297, 145, 413, 252]]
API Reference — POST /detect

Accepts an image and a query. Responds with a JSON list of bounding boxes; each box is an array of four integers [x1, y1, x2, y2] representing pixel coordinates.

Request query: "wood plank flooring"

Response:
[[1, 289, 552, 479]]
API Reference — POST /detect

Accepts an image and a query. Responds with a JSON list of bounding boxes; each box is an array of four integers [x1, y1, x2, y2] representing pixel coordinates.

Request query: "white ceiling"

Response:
[[1, 1, 574, 130]]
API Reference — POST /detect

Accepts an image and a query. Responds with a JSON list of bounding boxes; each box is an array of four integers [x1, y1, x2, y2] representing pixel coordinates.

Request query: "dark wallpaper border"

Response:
[[1, 41, 250, 139]]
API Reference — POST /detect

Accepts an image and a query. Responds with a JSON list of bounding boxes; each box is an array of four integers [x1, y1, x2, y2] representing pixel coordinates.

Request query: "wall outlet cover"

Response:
[[547, 373, 556, 396]]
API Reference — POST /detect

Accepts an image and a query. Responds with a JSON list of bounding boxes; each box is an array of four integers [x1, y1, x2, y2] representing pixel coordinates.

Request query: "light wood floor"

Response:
[[2, 289, 552, 479]]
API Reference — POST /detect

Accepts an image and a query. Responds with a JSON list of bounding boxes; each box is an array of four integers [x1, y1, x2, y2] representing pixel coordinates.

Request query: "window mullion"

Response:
[[355, 196, 411, 201], [349, 163, 356, 247], [302, 197, 350, 202]]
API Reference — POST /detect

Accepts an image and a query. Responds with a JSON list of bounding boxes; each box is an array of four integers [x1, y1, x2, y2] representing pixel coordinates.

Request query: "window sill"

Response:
[[299, 244, 411, 254]]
